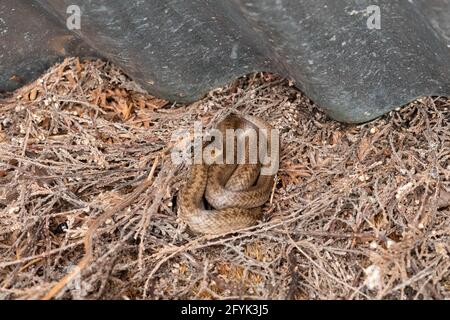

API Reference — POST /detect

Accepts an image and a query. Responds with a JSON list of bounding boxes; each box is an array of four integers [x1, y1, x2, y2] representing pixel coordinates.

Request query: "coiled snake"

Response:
[[178, 114, 279, 234]]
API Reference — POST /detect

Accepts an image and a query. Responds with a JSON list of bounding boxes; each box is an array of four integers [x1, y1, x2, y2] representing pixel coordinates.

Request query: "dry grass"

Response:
[[0, 58, 449, 300]]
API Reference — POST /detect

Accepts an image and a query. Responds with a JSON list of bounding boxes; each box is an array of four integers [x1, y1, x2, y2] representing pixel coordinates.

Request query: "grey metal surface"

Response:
[[1, 0, 449, 123]]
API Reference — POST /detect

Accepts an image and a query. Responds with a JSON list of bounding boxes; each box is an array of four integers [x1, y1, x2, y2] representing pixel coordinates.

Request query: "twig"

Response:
[[41, 157, 159, 300]]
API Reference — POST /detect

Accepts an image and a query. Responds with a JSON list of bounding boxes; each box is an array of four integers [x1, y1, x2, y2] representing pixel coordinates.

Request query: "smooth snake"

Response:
[[178, 114, 279, 234]]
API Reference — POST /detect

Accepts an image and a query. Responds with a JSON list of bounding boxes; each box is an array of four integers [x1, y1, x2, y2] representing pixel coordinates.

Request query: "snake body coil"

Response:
[[178, 114, 278, 234]]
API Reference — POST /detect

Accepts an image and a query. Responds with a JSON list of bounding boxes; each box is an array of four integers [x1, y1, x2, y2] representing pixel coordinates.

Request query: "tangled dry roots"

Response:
[[0, 58, 449, 299]]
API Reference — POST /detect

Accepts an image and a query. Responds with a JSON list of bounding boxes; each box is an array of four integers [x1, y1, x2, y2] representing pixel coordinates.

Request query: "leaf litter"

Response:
[[0, 58, 449, 299]]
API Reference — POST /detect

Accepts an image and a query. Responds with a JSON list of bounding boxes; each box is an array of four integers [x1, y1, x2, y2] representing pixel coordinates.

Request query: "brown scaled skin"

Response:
[[177, 114, 278, 235]]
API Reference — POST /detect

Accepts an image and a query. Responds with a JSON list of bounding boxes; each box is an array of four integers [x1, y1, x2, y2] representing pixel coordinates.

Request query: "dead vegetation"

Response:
[[0, 58, 449, 300]]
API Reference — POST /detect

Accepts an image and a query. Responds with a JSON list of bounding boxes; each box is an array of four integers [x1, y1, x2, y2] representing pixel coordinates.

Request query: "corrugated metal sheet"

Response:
[[1, 0, 449, 122]]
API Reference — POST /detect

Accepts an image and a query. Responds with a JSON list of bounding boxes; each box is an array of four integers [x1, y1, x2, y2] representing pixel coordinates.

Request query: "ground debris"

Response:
[[0, 58, 449, 300]]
